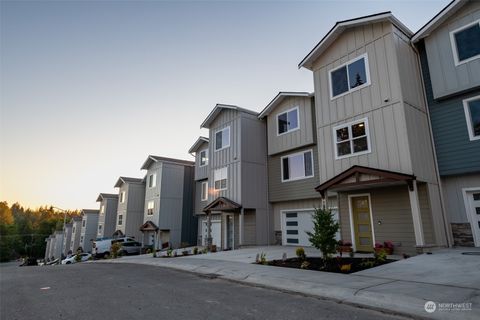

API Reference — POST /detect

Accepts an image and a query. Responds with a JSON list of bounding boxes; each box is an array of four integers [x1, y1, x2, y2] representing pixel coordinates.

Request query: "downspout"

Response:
[[411, 41, 452, 248]]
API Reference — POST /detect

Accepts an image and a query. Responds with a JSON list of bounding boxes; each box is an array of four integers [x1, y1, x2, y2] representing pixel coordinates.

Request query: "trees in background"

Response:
[[0, 202, 80, 262]]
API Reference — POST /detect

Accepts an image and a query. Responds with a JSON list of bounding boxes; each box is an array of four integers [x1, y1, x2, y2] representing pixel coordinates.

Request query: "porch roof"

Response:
[[140, 220, 159, 232], [315, 165, 416, 197], [203, 197, 242, 213]]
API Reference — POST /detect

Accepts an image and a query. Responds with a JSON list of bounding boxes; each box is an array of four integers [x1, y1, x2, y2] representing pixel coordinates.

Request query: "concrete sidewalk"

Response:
[[98, 247, 480, 320]]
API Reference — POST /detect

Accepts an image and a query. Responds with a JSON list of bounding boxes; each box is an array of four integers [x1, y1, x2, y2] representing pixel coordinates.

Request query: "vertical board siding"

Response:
[[124, 183, 146, 241], [419, 42, 480, 175], [424, 1, 480, 99], [243, 209, 257, 245], [181, 166, 197, 246], [194, 180, 209, 215], [194, 140, 209, 181], [268, 145, 320, 202], [266, 96, 315, 155], [69, 220, 82, 252]]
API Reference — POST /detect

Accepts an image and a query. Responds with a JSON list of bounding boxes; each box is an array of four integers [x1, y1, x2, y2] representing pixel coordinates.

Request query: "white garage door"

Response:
[[282, 210, 339, 246], [202, 221, 221, 248]]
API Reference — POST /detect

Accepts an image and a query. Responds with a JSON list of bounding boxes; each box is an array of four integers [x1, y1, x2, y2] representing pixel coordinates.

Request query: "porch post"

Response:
[[239, 208, 244, 246], [206, 212, 212, 248], [408, 180, 425, 246]]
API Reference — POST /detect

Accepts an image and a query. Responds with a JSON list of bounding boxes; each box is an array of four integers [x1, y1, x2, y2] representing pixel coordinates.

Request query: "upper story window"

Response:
[[214, 167, 228, 190], [450, 20, 480, 66], [277, 107, 299, 135], [72, 226, 76, 233], [199, 149, 208, 166], [148, 173, 157, 188], [82, 220, 86, 227], [147, 201, 154, 215], [463, 96, 480, 141], [98, 224, 102, 232], [281, 150, 314, 182], [329, 54, 370, 99], [118, 214, 123, 226], [333, 118, 371, 159], [100, 205, 105, 215], [201, 181, 209, 201], [120, 191, 126, 203], [215, 127, 230, 151]]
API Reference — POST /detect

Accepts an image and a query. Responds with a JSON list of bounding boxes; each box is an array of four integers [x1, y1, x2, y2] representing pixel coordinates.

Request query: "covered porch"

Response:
[[139, 220, 171, 250], [316, 166, 435, 255]]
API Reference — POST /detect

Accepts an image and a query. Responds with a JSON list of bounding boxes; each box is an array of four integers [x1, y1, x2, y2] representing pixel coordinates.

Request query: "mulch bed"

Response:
[[266, 257, 395, 274]]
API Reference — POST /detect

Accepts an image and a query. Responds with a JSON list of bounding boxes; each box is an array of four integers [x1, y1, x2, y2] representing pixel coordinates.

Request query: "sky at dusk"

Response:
[[0, 0, 450, 210]]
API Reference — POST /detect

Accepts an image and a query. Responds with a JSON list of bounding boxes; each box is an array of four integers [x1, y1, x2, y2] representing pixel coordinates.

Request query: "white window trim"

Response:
[[462, 187, 480, 247], [148, 173, 157, 188], [280, 149, 315, 183], [213, 167, 228, 191], [118, 215, 123, 226], [120, 191, 126, 203], [276, 106, 300, 136], [333, 117, 371, 160], [347, 193, 376, 252], [201, 181, 209, 201], [328, 53, 371, 100], [199, 149, 208, 167], [449, 19, 480, 67], [463, 95, 480, 141], [147, 201, 154, 215], [214, 126, 231, 152]]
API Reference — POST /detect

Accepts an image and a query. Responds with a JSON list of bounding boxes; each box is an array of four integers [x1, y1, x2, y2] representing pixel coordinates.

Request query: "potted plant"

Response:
[[336, 240, 353, 256], [374, 241, 394, 255]]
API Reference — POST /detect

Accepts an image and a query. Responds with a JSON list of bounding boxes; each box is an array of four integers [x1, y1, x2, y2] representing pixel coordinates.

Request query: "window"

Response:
[[281, 150, 314, 182], [148, 173, 157, 188], [450, 20, 480, 66], [464, 96, 480, 141], [72, 226, 75, 233], [118, 214, 123, 226], [214, 167, 228, 190], [199, 150, 208, 166], [277, 107, 299, 135], [333, 118, 371, 159], [147, 201, 154, 215], [98, 224, 102, 232], [201, 181, 208, 201], [80, 236, 84, 243], [120, 191, 126, 203], [82, 220, 86, 227], [329, 54, 370, 99], [215, 127, 230, 151], [100, 205, 105, 215]]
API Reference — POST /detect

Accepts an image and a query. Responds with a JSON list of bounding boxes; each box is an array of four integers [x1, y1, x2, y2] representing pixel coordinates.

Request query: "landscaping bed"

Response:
[[266, 256, 395, 274]]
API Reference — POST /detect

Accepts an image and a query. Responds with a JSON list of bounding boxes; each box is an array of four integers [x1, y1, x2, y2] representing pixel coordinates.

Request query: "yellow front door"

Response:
[[351, 196, 373, 252]]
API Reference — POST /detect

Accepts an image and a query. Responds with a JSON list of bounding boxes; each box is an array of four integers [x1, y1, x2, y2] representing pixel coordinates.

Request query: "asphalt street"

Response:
[[0, 262, 411, 320]]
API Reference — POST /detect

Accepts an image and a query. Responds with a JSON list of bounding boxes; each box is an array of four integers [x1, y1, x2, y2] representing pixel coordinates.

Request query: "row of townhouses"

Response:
[[46, 0, 480, 261]]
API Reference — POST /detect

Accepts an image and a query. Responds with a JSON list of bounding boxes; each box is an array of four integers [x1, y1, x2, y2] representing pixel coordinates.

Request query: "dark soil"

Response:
[[267, 257, 395, 274]]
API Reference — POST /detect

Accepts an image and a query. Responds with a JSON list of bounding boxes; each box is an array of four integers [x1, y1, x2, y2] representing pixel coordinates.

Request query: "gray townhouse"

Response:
[[96, 193, 119, 239], [258, 92, 335, 246], [44, 235, 53, 260], [298, 12, 449, 255], [79, 209, 99, 253], [69, 216, 82, 253], [188, 137, 211, 246], [114, 176, 145, 241], [139, 155, 196, 249], [412, 0, 480, 247], [62, 223, 73, 256], [195, 104, 269, 250], [52, 230, 64, 260]]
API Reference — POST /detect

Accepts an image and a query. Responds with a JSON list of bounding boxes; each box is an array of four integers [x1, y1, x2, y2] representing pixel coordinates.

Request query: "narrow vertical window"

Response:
[[201, 181, 208, 201], [464, 96, 480, 141], [215, 127, 230, 151]]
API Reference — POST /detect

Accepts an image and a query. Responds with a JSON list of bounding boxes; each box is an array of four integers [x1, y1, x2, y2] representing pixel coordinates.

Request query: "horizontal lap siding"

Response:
[[272, 198, 323, 231], [268, 145, 320, 202], [441, 173, 480, 223]]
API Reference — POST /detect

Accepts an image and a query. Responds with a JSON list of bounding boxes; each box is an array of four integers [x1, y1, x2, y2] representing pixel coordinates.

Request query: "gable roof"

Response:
[[139, 220, 159, 232], [96, 193, 119, 202], [114, 176, 144, 188], [299, 12, 413, 70], [203, 197, 242, 212], [411, 0, 466, 43], [200, 104, 259, 129], [258, 92, 312, 119], [72, 216, 82, 222], [81, 209, 99, 215], [140, 155, 195, 170], [188, 136, 209, 154]]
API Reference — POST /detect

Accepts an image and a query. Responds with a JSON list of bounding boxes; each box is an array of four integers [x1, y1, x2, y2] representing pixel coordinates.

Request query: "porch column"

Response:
[[408, 180, 425, 246], [239, 208, 244, 246], [206, 213, 212, 247]]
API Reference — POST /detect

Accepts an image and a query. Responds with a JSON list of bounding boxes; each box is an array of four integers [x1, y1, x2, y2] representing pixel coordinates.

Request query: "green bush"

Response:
[[110, 242, 122, 259], [306, 208, 339, 261], [295, 247, 306, 261]]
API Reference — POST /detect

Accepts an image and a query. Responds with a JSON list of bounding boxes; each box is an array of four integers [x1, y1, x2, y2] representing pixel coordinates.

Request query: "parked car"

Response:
[[93, 237, 135, 258], [118, 241, 142, 256], [61, 253, 92, 264]]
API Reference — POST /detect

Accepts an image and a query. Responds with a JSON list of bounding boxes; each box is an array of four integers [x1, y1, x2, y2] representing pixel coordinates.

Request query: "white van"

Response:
[[93, 237, 135, 257]]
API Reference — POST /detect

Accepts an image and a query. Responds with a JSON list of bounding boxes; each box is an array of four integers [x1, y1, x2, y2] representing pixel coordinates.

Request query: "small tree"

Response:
[[306, 208, 339, 261]]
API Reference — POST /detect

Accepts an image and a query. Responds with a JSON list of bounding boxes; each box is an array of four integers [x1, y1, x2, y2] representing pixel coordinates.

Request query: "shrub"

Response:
[[110, 242, 122, 259], [166, 248, 173, 257], [306, 208, 339, 260], [300, 261, 310, 269], [258, 252, 267, 265], [193, 247, 198, 255], [295, 247, 306, 261]]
